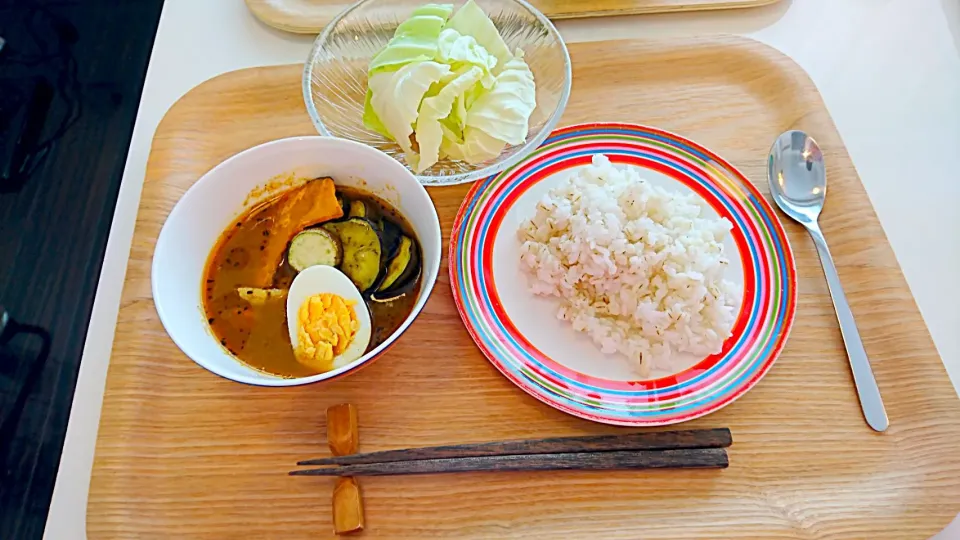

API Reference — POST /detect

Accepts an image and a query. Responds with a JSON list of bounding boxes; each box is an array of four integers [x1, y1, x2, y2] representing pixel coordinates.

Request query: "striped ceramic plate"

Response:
[[450, 123, 797, 426]]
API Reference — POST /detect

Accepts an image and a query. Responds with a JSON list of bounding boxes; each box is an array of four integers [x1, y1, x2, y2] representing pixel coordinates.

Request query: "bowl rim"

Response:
[[151, 135, 442, 387], [302, 0, 572, 186]]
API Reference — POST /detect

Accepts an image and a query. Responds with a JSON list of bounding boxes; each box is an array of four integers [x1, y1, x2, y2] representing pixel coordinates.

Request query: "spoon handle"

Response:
[[807, 224, 889, 432]]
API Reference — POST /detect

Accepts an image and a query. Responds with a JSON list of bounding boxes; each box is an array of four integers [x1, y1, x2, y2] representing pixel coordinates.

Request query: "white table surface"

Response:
[[43, 0, 960, 538]]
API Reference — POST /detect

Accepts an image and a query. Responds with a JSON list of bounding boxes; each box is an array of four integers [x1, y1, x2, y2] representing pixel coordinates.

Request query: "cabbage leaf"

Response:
[[367, 61, 452, 159], [444, 0, 512, 71], [414, 66, 484, 172]]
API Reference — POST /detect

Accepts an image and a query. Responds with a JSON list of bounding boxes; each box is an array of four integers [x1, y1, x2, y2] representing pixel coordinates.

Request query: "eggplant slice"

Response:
[[348, 200, 366, 219], [377, 236, 412, 291], [288, 229, 342, 271], [370, 236, 421, 303], [348, 199, 381, 222], [379, 219, 403, 262], [322, 218, 382, 292]]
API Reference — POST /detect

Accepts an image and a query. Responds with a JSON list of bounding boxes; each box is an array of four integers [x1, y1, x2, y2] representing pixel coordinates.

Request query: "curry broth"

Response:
[[202, 180, 421, 378]]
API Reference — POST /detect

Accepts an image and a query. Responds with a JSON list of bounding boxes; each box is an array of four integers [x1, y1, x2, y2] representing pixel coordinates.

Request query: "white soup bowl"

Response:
[[152, 136, 441, 386]]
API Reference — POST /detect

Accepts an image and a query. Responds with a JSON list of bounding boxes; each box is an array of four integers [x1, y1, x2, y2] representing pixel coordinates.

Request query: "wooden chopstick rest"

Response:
[[328, 402, 359, 456], [327, 403, 363, 535], [333, 479, 363, 535]]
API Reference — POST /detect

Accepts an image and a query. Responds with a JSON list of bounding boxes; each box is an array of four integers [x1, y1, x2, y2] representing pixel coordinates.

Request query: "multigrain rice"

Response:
[[517, 154, 741, 376]]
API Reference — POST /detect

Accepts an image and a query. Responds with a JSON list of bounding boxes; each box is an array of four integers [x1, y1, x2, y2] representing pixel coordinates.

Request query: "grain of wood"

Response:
[[327, 404, 363, 534], [87, 37, 960, 539], [245, 0, 783, 34]]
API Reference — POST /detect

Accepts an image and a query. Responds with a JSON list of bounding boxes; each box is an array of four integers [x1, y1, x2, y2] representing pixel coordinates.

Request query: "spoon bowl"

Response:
[[768, 130, 827, 224], [767, 130, 889, 432]]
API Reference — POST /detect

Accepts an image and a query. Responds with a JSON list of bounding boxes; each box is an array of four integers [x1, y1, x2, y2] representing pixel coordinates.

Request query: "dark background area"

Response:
[[0, 0, 164, 538]]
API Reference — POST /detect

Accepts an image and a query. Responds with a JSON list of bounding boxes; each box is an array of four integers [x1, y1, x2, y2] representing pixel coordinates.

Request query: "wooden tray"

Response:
[[246, 0, 782, 34], [88, 36, 960, 539]]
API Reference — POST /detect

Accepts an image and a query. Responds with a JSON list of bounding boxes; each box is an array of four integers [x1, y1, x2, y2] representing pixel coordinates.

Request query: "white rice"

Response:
[[517, 154, 741, 376]]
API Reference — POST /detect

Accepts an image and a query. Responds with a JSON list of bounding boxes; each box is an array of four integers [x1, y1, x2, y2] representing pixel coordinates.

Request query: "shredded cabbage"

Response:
[[363, 0, 537, 172]]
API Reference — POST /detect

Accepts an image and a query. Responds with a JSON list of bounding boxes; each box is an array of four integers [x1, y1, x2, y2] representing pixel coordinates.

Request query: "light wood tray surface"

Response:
[[88, 36, 960, 539], [245, 0, 783, 34]]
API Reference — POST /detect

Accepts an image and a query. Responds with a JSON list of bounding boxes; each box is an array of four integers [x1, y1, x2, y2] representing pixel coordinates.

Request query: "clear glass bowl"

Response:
[[303, 0, 571, 186]]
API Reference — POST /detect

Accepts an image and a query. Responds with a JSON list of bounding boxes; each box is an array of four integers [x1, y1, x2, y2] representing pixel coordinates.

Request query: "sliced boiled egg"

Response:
[[286, 265, 372, 372]]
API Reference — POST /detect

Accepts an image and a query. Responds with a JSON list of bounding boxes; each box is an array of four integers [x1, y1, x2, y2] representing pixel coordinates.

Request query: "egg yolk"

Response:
[[294, 293, 360, 372]]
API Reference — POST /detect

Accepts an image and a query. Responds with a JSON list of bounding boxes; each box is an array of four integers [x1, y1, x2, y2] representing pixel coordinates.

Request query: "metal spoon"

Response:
[[767, 130, 888, 432]]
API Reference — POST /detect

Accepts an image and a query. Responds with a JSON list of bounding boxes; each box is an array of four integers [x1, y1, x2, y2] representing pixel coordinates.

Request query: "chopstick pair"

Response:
[[291, 428, 731, 477]]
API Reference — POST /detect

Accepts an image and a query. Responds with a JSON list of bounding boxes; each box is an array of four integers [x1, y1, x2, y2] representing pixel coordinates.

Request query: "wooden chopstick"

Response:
[[290, 448, 728, 477], [297, 428, 731, 466]]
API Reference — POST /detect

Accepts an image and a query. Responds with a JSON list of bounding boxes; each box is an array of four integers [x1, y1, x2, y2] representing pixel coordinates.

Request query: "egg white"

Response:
[[286, 265, 372, 369]]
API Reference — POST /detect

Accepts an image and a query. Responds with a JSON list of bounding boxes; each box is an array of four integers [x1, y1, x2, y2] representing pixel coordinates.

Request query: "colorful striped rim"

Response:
[[449, 123, 797, 426]]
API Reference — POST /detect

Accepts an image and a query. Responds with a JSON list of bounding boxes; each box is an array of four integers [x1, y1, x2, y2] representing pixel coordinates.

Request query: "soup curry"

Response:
[[202, 177, 421, 378]]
